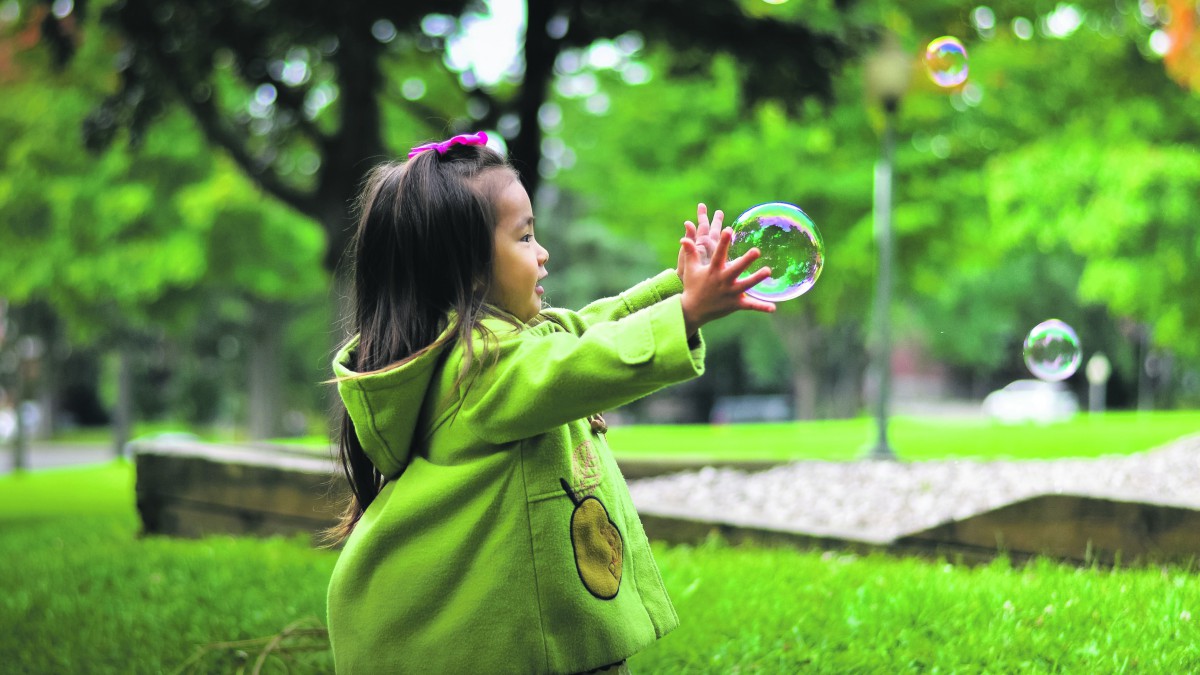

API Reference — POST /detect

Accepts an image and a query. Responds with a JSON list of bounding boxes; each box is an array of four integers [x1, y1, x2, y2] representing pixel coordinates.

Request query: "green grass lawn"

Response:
[[605, 410, 1200, 462], [4, 460, 1200, 673], [48, 421, 243, 445], [0, 464, 336, 674], [266, 409, 1200, 464]]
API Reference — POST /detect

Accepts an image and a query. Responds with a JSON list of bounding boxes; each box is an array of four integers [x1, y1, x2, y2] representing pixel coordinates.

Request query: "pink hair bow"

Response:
[[407, 131, 489, 159]]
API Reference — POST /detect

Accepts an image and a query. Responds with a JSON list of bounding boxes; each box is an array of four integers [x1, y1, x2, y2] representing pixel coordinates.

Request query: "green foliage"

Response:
[[5, 0, 1200, 421], [549, 47, 880, 412], [1, 8, 332, 433], [989, 138, 1200, 358], [545, 0, 1200, 399], [893, 1, 1200, 375], [555, 49, 877, 328], [0, 100, 210, 340], [0, 12, 327, 345], [176, 164, 326, 300]]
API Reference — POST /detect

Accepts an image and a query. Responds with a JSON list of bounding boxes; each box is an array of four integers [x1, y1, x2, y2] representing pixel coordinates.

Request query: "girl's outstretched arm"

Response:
[[558, 270, 684, 331], [458, 295, 704, 444], [458, 227, 774, 444], [550, 202, 723, 332]]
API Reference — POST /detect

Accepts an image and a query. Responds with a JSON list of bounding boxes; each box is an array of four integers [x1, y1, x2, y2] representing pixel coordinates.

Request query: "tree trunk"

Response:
[[776, 308, 820, 420], [247, 301, 286, 440], [827, 322, 869, 418], [10, 375, 28, 471], [510, 0, 561, 195], [330, 262, 355, 343], [113, 347, 133, 459]]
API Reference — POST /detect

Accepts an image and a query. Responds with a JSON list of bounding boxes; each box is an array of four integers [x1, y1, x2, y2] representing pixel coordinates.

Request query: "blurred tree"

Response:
[[13, 0, 1196, 425], [20, 0, 860, 283], [548, 0, 1200, 416], [902, 0, 1200, 398], [0, 9, 326, 446], [551, 48, 876, 418], [6, 0, 863, 436]]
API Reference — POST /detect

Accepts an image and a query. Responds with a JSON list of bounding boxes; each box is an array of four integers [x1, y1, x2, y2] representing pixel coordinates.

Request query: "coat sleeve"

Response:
[[459, 295, 704, 444], [539, 269, 684, 336]]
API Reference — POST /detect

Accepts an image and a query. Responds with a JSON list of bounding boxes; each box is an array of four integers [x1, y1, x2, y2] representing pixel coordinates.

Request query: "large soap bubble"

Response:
[[727, 202, 824, 303], [1023, 319, 1082, 381]]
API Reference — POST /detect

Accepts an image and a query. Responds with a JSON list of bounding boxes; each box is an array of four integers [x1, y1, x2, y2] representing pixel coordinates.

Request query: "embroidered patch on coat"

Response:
[[570, 440, 602, 496], [560, 478, 623, 600]]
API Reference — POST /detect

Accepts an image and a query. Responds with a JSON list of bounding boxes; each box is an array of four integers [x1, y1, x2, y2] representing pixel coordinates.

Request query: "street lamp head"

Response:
[[864, 32, 913, 113]]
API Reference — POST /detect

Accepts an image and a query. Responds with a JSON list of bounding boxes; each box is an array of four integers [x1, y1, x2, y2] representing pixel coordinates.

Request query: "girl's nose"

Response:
[[537, 244, 549, 265]]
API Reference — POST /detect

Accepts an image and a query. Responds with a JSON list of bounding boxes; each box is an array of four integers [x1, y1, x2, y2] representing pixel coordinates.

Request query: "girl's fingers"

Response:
[[679, 237, 700, 263], [734, 266, 773, 292], [696, 203, 709, 236], [726, 246, 762, 277], [712, 227, 733, 268], [739, 295, 777, 313], [711, 209, 724, 231], [683, 221, 697, 242]]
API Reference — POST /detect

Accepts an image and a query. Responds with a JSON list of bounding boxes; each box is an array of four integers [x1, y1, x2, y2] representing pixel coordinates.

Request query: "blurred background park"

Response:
[[4, 0, 1200, 671], [1, 0, 1198, 457]]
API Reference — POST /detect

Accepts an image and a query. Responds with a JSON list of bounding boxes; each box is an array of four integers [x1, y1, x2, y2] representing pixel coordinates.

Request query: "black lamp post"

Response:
[[864, 33, 911, 461]]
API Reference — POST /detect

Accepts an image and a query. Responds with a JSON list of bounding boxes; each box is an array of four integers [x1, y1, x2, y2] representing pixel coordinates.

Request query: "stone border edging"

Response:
[[637, 492, 1200, 568], [615, 457, 785, 480], [130, 442, 1200, 567], [132, 439, 344, 540]]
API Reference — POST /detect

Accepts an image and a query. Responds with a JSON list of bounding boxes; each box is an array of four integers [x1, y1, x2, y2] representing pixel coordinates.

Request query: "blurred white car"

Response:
[[982, 379, 1079, 424]]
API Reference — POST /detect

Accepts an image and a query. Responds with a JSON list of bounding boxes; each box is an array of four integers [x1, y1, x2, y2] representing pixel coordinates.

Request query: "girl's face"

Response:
[[487, 176, 548, 322]]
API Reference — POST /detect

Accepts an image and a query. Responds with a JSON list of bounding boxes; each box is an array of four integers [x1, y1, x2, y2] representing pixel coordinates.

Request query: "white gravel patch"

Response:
[[627, 434, 1200, 545]]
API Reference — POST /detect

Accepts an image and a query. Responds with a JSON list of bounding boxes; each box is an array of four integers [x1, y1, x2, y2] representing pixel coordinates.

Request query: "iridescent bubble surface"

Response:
[[1023, 319, 1082, 381], [727, 202, 824, 302], [924, 36, 969, 88]]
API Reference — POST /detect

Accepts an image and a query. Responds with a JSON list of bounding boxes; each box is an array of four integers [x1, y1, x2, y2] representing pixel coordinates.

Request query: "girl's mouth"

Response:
[[535, 285, 545, 295]]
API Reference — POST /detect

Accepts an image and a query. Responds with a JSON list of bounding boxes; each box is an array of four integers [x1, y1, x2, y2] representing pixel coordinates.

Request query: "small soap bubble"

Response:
[[1023, 319, 1082, 381], [924, 36, 969, 88], [727, 202, 824, 302]]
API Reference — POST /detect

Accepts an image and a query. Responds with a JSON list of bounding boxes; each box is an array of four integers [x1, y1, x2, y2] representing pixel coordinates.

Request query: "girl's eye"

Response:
[[521, 234, 533, 243]]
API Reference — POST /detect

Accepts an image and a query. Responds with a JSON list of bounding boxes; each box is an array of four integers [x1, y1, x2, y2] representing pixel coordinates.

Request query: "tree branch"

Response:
[[241, 70, 332, 148], [510, 0, 563, 195], [106, 2, 321, 218], [382, 90, 456, 134], [176, 86, 320, 217]]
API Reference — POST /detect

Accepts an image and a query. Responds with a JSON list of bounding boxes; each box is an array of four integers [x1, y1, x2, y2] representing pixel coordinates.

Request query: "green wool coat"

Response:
[[327, 270, 706, 674]]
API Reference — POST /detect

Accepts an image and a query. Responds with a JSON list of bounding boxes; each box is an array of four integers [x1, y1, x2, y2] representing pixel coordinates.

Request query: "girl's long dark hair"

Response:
[[324, 143, 516, 546]]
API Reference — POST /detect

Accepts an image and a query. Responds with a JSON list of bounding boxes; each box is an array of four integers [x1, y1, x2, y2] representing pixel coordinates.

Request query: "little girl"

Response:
[[326, 132, 774, 674]]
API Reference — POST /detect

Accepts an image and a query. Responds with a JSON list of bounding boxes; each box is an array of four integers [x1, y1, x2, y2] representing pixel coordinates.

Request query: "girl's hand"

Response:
[[678, 227, 775, 337], [676, 203, 723, 279]]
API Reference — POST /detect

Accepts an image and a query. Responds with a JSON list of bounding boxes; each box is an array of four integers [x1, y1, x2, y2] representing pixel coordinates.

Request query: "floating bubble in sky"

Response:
[[728, 202, 824, 303], [1023, 319, 1082, 381], [924, 36, 969, 88]]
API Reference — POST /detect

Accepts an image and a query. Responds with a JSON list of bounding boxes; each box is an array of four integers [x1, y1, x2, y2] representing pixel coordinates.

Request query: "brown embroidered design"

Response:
[[570, 439, 602, 496], [560, 478, 623, 600]]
